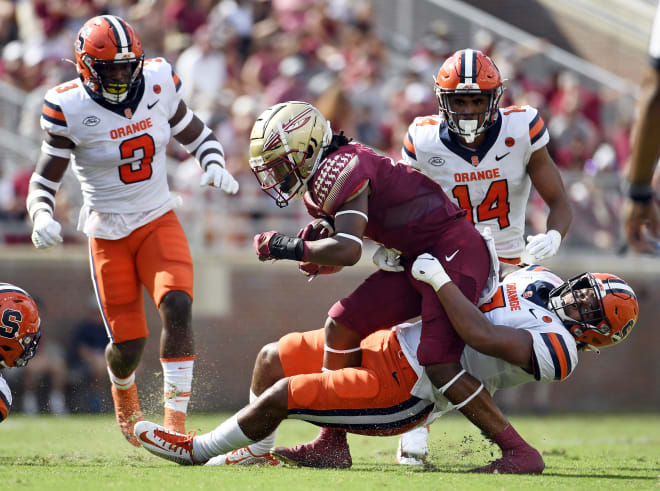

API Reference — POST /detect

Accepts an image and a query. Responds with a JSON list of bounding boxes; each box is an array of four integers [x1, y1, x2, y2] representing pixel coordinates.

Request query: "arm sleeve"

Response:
[[529, 329, 578, 382], [527, 106, 550, 152]]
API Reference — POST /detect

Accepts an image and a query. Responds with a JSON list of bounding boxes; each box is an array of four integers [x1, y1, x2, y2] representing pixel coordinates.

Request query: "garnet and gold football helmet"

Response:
[[74, 15, 144, 104], [0, 283, 41, 368], [549, 272, 638, 351], [434, 48, 503, 143], [249, 101, 332, 208]]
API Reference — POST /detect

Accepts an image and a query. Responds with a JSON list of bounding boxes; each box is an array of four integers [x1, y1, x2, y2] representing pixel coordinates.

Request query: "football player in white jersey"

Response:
[[623, 2, 660, 253], [0, 283, 42, 423], [130, 259, 637, 474], [394, 48, 574, 463], [25, 15, 239, 447]]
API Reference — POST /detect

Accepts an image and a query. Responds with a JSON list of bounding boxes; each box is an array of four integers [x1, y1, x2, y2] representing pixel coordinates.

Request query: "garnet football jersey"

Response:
[[401, 106, 549, 259]]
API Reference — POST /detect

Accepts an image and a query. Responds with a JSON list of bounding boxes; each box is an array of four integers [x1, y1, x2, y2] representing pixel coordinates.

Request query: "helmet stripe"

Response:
[[0, 283, 29, 297], [102, 15, 131, 54], [460, 49, 476, 85]]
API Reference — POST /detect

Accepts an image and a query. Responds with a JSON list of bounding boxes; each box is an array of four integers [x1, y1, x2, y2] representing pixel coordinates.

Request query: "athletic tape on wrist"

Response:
[[29, 173, 61, 192]]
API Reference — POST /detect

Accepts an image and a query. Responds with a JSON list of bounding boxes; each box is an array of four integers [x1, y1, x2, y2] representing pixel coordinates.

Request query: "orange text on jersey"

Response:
[[506, 283, 521, 311], [109, 117, 153, 140], [454, 168, 501, 183]]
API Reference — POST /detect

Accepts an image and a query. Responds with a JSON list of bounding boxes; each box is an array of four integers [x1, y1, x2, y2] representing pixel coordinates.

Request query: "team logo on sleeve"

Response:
[[428, 157, 445, 167], [83, 116, 100, 126]]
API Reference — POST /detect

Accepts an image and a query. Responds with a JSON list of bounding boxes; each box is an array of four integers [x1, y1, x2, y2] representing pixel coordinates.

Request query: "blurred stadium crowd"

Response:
[[0, 0, 638, 253]]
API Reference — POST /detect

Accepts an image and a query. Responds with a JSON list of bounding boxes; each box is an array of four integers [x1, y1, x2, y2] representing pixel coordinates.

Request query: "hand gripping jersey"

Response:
[[40, 57, 183, 238], [401, 106, 549, 258], [396, 265, 578, 418], [303, 142, 466, 257]]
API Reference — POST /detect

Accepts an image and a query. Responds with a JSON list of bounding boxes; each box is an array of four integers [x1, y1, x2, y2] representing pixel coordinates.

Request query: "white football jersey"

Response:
[[40, 57, 182, 237], [396, 265, 578, 417], [0, 373, 11, 422], [401, 106, 549, 258]]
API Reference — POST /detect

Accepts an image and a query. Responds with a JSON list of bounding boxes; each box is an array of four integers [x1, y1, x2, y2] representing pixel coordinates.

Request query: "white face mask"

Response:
[[458, 119, 478, 143]]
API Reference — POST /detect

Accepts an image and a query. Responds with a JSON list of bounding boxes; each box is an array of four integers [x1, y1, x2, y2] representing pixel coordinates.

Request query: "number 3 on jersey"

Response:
[[118, 134, 155, 184], [452, 179, 511, 228]]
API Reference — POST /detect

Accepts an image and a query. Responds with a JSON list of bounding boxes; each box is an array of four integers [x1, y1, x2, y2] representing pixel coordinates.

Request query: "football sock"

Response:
[[492, 424, 527, 450], [193, 414, 253, 461], [161, 357, 194, 414], [107, 367, 135, 390], [244, 389, 278, 455]]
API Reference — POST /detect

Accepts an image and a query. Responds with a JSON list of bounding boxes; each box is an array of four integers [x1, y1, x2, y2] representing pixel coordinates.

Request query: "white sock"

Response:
[[193, 414, 254, 461], [241, 389, 278, 455], [161, 357, 194, 413], [107, 367, 135, 390]]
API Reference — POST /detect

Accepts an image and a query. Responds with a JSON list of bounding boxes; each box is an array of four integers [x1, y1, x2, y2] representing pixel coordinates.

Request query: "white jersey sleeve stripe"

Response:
[[540, 332, 572, 380]]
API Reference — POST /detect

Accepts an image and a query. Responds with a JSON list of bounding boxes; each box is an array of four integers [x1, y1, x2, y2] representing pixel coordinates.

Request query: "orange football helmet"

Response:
[[74, 15, 144, 104], [549, 272, 638, 351], [434, 49, 503, 143], [0, 283, 41, 368]]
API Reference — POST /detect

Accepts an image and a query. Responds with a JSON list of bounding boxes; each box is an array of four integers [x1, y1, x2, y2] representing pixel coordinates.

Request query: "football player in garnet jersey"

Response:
[[394, 48, 573, 463], [245, 100, 542, 469], [132, 262, 637, 473], [623, 5, 660, 252], [0, 283, 42, 423], [25, 15, 239, 447]]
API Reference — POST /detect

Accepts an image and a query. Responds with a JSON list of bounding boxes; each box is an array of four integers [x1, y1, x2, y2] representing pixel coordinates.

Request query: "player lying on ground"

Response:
[[134, 259, 638, 473], [0, 283, 42, 422]]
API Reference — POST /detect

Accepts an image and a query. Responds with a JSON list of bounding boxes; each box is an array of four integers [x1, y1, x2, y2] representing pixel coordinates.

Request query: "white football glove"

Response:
[[525, 229, 561, 261], [411, 253, 451, 291], [372, 246, 404, 272], [31, 211, 63, 249], [200, 163, 239, 195]]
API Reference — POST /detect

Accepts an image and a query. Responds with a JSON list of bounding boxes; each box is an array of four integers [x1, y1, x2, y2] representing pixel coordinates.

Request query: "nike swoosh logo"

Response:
[[495, 152, 510, 161], [147, 100, 159, 110], [139, 431, 160, 449], [391, 371, 400, 386], [445, 249, 460, 262]]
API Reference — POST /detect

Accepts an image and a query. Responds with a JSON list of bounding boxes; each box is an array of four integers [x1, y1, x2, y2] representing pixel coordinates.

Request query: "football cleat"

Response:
[[134, 420, 206, 465], [271, 427, 352, 469], [470, 444, 545, 474], [205, 446, 281, 466], [111, 383, 143, 447], [396, 426, 429, 466]]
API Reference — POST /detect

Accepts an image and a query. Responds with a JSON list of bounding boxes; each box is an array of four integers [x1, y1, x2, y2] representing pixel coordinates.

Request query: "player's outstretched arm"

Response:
[[623, 66, 660, 252], [412, 254, 533, 370], [26, 133, 74, 249], [526, 146, 572, 260], [169, 100, 238, 194]]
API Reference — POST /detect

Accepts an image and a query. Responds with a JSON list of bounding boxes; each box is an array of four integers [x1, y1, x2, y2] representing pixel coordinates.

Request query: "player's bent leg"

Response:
[[106, 338, 146, 447], [159, 290, 194, 434], [396, 425, 430, 465], [426, 364, 544, 474]]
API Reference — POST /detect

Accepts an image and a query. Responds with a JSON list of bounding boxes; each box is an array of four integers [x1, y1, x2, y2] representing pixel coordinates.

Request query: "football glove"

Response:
[[200, 163, 239, 195], [412, 253, 451, 291], [296, 217, 334, 241], [254, 231, 306, 261], [298, 261, 344, 278], [31, 212, 63, 249], [372, 246, 404, 272], [525, 229, 561, 261]]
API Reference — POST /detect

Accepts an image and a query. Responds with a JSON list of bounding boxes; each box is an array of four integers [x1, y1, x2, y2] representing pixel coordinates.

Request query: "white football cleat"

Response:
[[205, 446, 281, 466], [134, 420, 206, 465], [396, 426, 429, 466]]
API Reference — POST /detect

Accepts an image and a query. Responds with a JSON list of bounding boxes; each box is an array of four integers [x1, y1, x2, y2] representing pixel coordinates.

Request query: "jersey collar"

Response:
[[439, 116, 502, 165], [82, 76, 145, 119]]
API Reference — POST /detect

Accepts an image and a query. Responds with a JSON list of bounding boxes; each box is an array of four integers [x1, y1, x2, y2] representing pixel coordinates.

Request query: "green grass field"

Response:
[[0, 412, 658, 490]]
